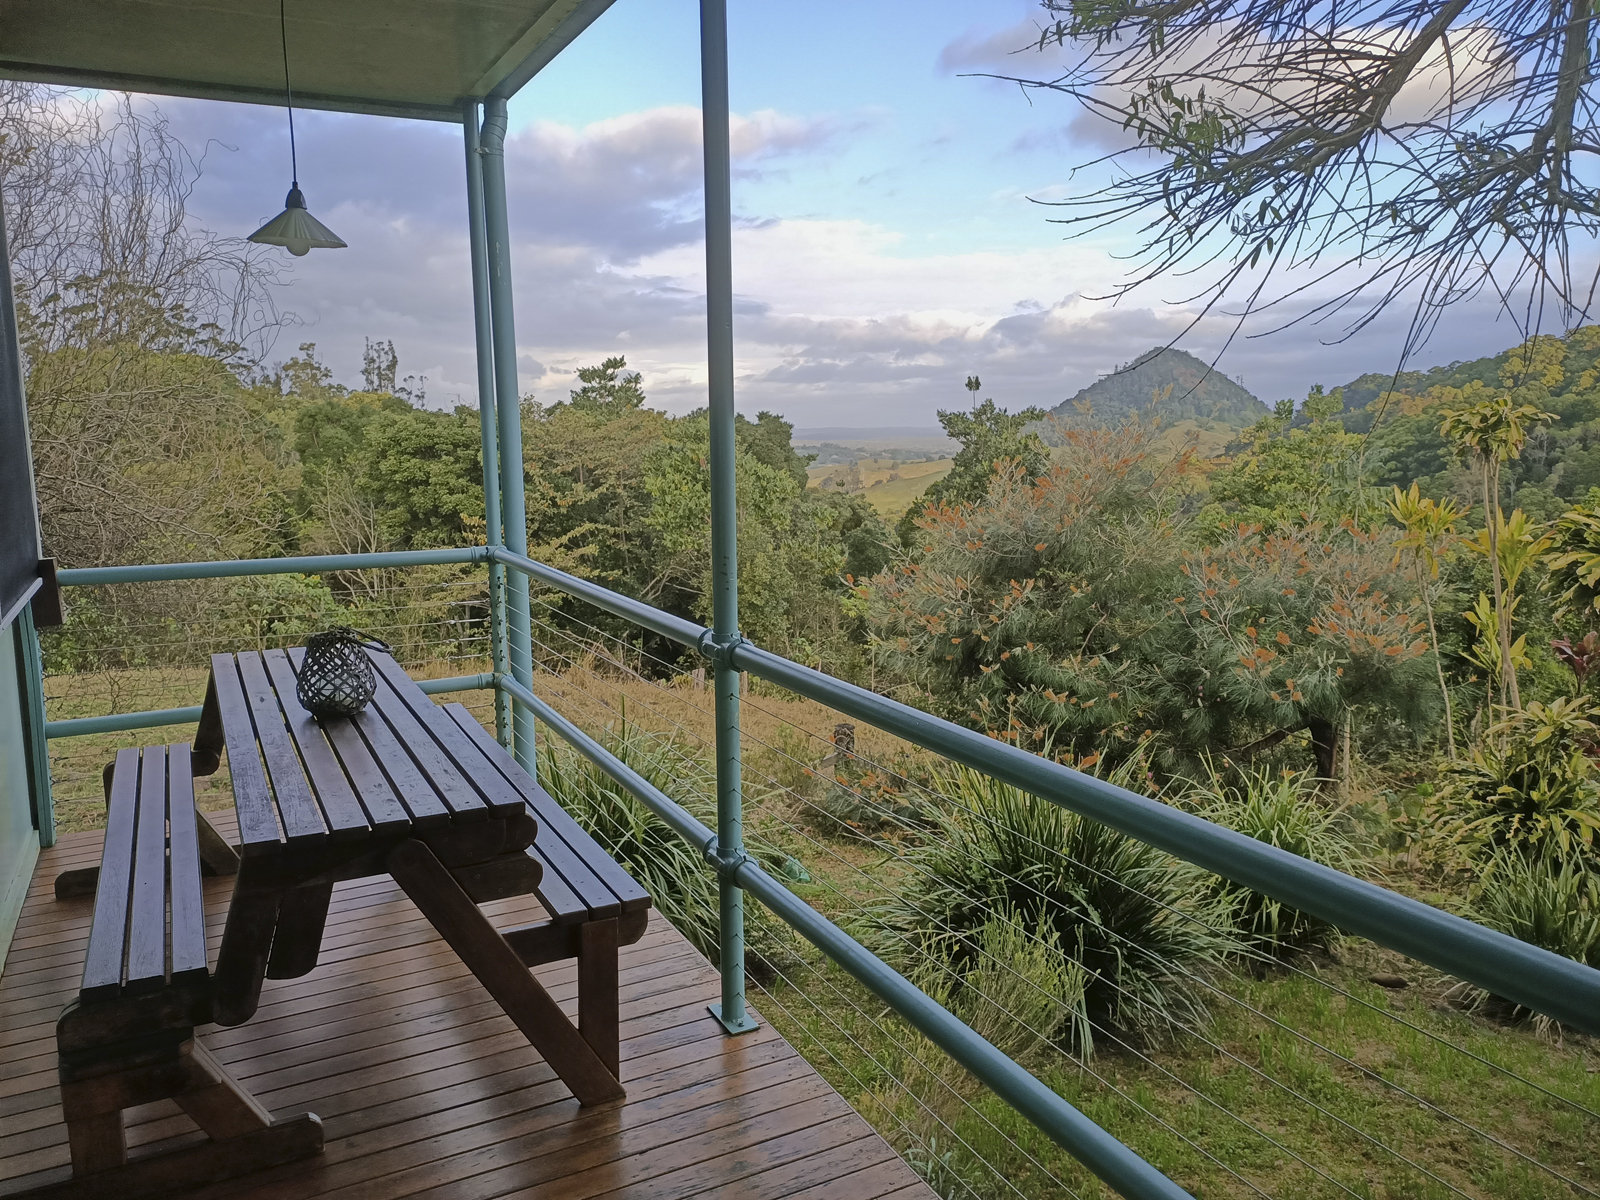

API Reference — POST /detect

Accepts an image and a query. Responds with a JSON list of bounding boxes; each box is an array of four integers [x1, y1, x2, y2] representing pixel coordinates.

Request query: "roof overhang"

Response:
[[0, 0, 616, 122]]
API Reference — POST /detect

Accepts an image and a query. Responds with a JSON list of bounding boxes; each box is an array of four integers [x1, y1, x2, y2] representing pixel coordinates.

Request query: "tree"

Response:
[[995, 1, 1600, 353], [1202, 386, 1367, 532], [1440, 396, 1555, 711], [867, 422, 1436, 778], [1390, 483, 1465, 757], [1, 82, 282, 361], [900, 395, 1049, 545], [565, 356, 646, 417]]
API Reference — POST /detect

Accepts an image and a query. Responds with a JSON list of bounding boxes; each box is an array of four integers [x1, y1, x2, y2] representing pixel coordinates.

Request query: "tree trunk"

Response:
[[1483, 460, 1518, 715], [1419, 569, 1457, 759], [1307, 715, 1338, 781]]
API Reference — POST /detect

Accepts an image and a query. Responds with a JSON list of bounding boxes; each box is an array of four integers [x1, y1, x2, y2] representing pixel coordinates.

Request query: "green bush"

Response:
[[1440, 698, 1600, 867], [860, 766, 1231, 1052], [1183, 765, 1361, 958], [534, 720, 796, 975]]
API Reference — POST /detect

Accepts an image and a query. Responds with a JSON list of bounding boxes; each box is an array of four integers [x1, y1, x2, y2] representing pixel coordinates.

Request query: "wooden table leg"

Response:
[[213, 865, 283, 1027], [387, 839, 624, 1106], [195, 810, 241, 877], [266, 882, 333, 979], [579, 918, 621, 1079]]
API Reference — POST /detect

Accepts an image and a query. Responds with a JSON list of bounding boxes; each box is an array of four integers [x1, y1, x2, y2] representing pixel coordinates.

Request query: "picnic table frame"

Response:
[[191, 646, 630, 1106]]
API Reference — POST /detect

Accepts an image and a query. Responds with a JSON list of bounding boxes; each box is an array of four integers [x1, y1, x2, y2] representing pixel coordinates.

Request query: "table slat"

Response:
[[212, 654, 286, 851], [237, 651, 328, 845], [446, 704, 651, 915], [286, 647, 449, 828], [366, 653, 527, 819], [366, 673, 487, 820], [262, 648, 370, 840], [125, 745, 169, 991]]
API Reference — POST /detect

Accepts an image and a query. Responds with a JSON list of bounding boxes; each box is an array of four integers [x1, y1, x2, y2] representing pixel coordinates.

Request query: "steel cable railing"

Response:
[[486, 545, 1600, 1037], [517, 614, 1593, 1200]]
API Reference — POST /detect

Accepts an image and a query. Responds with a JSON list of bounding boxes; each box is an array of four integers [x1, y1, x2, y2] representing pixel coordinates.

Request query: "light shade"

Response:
[[247, 184, 346, 257]]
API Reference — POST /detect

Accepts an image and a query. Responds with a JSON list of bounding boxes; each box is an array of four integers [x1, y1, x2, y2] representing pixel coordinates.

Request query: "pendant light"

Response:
[[247, 0, 346, 256]]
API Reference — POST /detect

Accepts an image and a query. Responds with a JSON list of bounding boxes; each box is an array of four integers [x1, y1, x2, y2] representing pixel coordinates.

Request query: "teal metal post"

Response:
[[700, 0, 756, 1036], [479, 96, 537, 772], [463, 100, 513, 748]]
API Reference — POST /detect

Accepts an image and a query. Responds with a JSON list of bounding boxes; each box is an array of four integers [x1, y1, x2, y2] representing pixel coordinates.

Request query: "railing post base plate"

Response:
[[707, 1002, 759, 1036]]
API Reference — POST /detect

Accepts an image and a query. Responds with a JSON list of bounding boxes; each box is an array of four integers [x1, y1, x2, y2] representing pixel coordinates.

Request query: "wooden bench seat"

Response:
[[37, 745, 321, 1200], [442, 704, 653, 1079]]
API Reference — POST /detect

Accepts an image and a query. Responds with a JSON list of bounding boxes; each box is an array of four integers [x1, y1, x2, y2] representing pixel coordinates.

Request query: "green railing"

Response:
[[38, 543, 1600, 1200]]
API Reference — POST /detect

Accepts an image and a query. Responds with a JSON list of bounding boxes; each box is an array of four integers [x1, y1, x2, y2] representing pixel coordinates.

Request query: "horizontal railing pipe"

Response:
[[45, 706, 204, 739], [731, 642, 1600, 1036], [44, 675, 492, 740], [57, 547, 488, 588], [483, 551, 1600, 1034], [487, 547, 705, 646], [418, 673, 496, 696], [494, 672, 1193, 1200]]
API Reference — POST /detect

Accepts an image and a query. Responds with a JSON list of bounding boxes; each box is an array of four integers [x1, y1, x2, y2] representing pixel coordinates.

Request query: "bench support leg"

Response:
[[579, 918, 620, 1079], [174, 1040, 273, 1139], [194, 810, 241, 877], [49, 1038, 319, 1198], [388, 838, 624, 1106], [64, 1112, 125, 1176]]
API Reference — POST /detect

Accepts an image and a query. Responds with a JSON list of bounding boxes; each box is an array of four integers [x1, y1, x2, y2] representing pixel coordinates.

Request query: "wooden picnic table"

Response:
[[190, 645, 637, 1106]]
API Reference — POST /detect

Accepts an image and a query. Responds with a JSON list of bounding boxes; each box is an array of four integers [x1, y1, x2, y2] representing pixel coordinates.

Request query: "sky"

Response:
[[153, 0, 1535, 431]]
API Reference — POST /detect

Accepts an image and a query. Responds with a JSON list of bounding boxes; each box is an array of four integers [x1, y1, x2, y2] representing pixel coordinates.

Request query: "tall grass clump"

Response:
[[535, 718, 796, 974], [861, 765, 1230, 1052], [1183, 764, 1361, 959], [1469, 853, 1600, 968], [1463, 852, 1600, 1027]]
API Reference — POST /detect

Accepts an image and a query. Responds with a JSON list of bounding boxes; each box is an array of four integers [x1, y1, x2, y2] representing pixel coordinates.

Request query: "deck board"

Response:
[[0, 809, 934, 1200]]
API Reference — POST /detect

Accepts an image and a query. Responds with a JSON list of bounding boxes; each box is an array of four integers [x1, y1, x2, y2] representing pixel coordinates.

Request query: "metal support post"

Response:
[[463, 100, 513, 747], [700, 0, 756, 1036], [479, 96, 537, 773], [16, 607, 54, 846]]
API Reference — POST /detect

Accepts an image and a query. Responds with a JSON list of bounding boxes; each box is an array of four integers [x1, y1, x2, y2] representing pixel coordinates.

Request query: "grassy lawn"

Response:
[[39, 658, 1600, 1198]]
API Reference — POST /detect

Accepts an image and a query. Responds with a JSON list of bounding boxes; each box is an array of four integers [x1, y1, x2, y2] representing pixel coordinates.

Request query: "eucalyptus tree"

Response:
[[996, 1, 1600, 353]]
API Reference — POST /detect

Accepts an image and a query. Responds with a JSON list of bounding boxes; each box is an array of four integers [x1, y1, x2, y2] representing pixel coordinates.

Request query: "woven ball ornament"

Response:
[[297, 628, 390, 719]]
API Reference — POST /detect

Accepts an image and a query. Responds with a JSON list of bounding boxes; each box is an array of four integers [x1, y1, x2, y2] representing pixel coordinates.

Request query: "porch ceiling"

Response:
[[0, 0, 615, 122]]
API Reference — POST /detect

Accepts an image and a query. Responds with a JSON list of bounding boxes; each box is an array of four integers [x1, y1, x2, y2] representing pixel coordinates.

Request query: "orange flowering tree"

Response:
[[865, 424, 1439, 778]]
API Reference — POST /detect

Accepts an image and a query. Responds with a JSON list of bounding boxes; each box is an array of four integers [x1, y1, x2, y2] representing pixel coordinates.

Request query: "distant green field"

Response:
[[807, 457, 953, 518]]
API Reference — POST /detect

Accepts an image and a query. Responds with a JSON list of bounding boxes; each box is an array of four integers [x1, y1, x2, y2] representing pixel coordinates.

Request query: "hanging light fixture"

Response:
[[248, 0, 346, 257]]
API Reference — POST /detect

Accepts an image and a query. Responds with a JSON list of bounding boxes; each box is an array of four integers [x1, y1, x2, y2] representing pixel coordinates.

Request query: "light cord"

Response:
[[279, 0, 297, 184]]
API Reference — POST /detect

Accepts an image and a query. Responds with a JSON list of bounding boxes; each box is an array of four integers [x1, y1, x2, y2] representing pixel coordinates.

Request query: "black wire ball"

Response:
[[298, 627, 389, 719]]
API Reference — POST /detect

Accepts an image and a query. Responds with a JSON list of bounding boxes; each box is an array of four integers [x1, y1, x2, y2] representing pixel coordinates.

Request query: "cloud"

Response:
[[143, 92, 1525, 430], [937, 19, 1066, 74]]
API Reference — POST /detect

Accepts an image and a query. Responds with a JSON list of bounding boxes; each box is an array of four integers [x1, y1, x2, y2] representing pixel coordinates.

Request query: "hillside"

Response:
[[1044, 347, 1270, 434]]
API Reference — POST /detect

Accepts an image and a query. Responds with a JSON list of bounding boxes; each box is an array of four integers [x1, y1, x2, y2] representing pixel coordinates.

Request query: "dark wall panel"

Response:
[[0, 192, 42, 630]]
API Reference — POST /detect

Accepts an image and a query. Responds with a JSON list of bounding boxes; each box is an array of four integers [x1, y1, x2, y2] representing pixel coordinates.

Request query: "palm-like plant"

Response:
[[1439, 397, 1555, 713], [1389, 483, 1463, 757], [1440, 698, 1600, 868]]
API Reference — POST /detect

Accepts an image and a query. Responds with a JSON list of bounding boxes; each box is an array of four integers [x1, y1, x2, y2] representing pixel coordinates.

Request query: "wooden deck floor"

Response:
[[1, 813, 935, 1200]]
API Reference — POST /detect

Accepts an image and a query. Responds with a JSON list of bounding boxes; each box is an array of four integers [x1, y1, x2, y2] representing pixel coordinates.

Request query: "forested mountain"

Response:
[[1044, 346, 1270, 431]]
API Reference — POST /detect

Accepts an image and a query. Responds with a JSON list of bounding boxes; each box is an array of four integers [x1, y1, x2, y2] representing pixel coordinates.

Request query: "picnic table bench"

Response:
[[40, 646, 651, 1197]]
